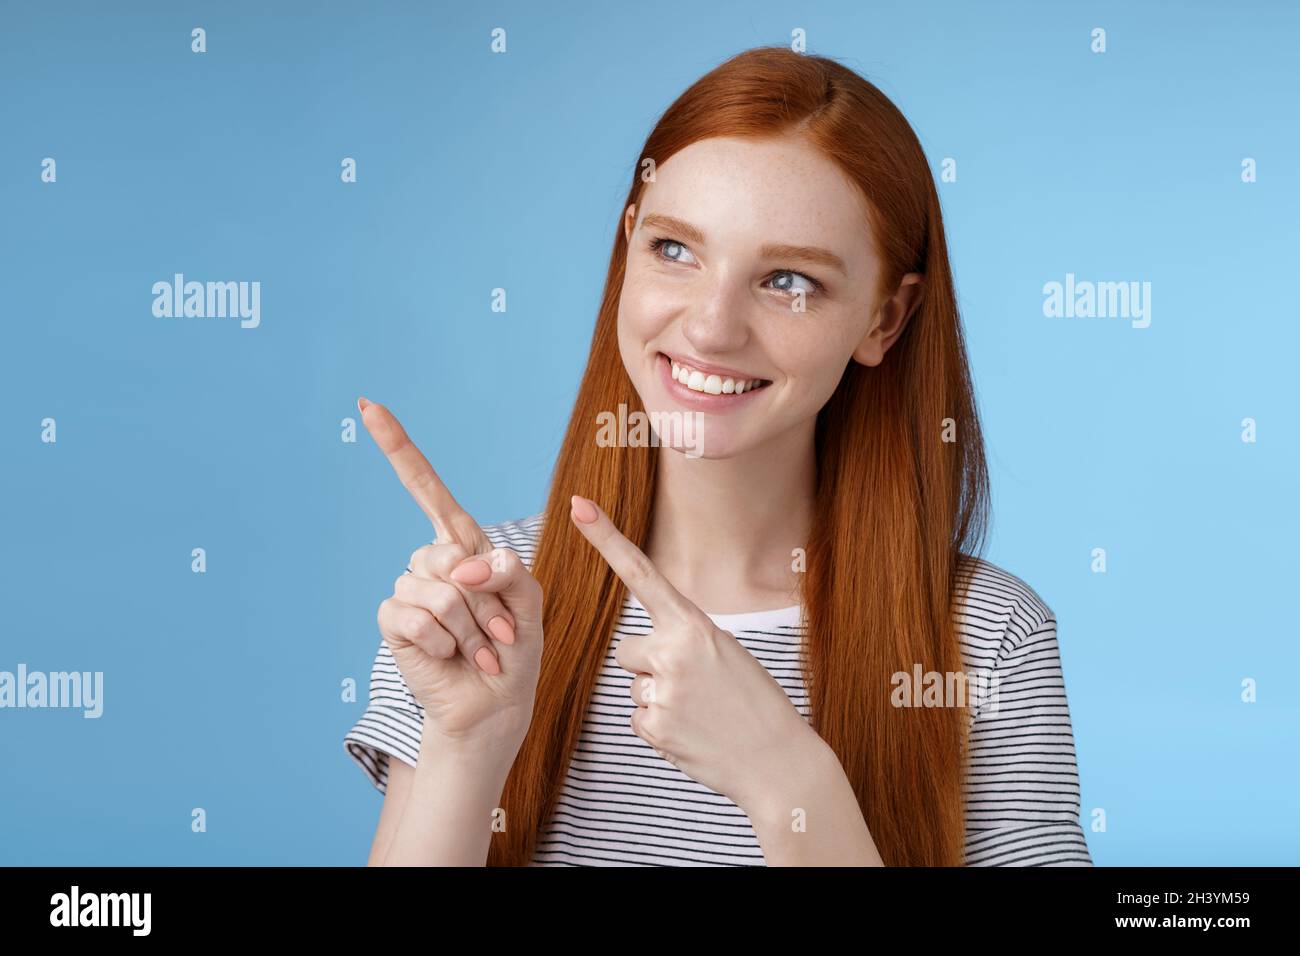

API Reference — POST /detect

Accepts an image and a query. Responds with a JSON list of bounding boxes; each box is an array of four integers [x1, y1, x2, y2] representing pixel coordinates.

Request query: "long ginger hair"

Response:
[[488, 45, 990, 867]]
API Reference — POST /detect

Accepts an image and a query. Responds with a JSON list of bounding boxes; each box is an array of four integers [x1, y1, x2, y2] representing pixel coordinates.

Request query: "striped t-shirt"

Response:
[[344, 512, 1093, 866]]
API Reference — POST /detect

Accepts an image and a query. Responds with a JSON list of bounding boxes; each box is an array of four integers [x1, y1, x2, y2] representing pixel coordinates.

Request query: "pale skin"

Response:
[[361, 132, 923, 866]]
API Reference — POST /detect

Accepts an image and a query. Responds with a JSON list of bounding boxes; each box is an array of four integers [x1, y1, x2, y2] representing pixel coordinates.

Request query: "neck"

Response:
[[645, 421, 816, 614]]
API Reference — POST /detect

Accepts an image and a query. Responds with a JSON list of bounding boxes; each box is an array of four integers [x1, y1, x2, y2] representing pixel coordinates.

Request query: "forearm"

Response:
[[741, 735, 885, 866], [382, 720, 515, 866]]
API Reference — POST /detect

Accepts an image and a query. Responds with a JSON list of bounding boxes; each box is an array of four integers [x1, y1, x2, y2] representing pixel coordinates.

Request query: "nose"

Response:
[[680, 275, 752, 356]]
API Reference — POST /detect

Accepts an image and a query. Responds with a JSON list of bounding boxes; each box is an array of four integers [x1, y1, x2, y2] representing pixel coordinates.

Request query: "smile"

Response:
[[656, 351, 772, 408], [665, 351, 764, 392]]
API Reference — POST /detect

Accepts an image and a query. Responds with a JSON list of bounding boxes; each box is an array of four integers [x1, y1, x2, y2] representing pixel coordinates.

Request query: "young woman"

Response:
[[344, 46, 1092, 867]]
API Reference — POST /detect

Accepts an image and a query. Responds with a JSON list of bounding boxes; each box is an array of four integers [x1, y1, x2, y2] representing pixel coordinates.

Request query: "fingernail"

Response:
[[357, 396, 370, 412], [487, 615, 515, 645], [570, 495, 598, 524], [474, 646, 501, 675], [450, 558, 492, 585]]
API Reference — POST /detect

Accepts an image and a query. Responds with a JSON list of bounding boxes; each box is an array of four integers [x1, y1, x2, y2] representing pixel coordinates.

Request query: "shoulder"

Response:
[[952, 554, 1058, 670], [479, 511, 546, 567], [955, 557, 1090, 864]]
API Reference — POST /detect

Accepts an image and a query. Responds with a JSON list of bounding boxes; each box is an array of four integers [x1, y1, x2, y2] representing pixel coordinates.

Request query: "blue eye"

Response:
[[647, 236, 695, 264], [768, 270, 823, 296], [646, 236, 825, 296]]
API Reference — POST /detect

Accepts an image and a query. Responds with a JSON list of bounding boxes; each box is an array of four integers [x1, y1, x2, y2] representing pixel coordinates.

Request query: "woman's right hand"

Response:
[[359, 397, 544, 761]]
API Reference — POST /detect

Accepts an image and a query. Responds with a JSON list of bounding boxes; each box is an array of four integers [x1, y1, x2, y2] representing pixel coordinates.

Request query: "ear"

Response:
[[623, 203, 637, 244], [852, 272, 924, 367]]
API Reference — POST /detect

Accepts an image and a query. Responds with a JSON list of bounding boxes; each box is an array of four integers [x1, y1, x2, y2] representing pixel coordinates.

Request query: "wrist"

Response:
[[385, 722, 520, 866], [738, 731, 884, 866], [419, 717, 523, 782], [734, 722, 835, 818]]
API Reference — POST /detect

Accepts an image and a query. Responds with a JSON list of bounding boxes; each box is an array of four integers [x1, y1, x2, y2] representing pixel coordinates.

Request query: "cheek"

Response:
[[617, 269, 679, 339], [616, 272, 684, 377], [615, 278, 663, 388], [772, 331, 855, 410]]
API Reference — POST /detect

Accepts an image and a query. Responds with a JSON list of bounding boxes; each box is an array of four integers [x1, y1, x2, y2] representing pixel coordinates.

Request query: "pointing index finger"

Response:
[[569, 494, 701, 626], [358, 397, 480, 547]]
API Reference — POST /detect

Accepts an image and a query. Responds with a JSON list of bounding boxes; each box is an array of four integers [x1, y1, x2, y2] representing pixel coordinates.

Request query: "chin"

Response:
[[643, 400, 750, 461]]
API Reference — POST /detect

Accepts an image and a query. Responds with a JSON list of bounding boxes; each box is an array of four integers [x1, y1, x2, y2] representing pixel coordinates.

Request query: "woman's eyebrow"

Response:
[[759, 241, 847, 276], [641, 213, 707, 245], [639, 212, 847, 276]]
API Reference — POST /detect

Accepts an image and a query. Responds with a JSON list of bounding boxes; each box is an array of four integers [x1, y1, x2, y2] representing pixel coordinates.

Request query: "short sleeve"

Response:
[[963, 601, 1093, 866], [343, 637, 426, 794], [341, 512, 544, 795]]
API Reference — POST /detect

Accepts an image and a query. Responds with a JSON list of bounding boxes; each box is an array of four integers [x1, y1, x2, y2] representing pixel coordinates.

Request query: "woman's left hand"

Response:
[[568, 494, 825, 812]]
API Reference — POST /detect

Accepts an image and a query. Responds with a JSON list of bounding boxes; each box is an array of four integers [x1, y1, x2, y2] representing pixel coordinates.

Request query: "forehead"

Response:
[[636, 135, 875, 263]]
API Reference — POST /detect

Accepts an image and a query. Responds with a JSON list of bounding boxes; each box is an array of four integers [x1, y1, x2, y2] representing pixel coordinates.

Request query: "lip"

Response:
[[659, 350, 765, 383], [655, 351, 772, 411]]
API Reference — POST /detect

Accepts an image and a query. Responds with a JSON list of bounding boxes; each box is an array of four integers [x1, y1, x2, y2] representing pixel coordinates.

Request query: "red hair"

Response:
[[489, 45, 989, 866]]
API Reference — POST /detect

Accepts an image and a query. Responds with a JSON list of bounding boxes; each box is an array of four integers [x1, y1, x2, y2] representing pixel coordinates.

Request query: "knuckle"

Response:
[[653, 647, 682, 679], [425, 631, 457, 659], [407, 545, 433, 575], [634, 706, 660, 742], [453, 515, 486, 545], [427, 582, 459, 619], [403, 468, 435, 496], [431, 542, 468, 574], [637, 675, 657, 703], [405, 610, 430, 642], [628, 550, 657, 587], [378, 602, 405, 649]]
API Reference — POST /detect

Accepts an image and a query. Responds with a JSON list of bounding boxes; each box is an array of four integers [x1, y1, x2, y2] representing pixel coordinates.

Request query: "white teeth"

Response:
[[669, 357, 764, 396]]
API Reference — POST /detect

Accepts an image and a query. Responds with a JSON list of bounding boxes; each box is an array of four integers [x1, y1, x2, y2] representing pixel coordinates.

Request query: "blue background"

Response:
[[1, 0, 1296, 865]]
